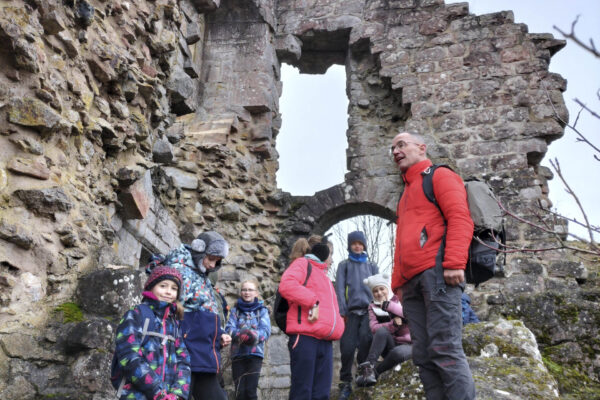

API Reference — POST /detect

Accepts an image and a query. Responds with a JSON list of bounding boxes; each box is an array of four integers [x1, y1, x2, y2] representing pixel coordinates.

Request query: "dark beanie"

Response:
[[144, 265, 183, 299], [311, 242, 330, 263], [347, 230, 367, 252]]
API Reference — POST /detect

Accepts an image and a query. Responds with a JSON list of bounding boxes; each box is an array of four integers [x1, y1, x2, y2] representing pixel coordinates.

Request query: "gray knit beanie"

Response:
[[190, 231, 229, 273]]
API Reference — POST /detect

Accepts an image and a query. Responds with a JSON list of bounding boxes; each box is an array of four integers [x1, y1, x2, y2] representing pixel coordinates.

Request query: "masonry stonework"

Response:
[[0, 0, 597, 398]]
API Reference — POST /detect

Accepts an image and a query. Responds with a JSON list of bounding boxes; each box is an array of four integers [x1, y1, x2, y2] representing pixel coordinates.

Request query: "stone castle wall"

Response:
[[0, 0, 597, 398]]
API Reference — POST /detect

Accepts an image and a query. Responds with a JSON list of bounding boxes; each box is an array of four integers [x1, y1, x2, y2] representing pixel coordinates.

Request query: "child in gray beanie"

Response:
[[162, 231, 231, 400]]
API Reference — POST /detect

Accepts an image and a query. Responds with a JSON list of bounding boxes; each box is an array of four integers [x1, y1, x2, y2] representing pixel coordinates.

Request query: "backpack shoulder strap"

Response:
[[302, 258, 312, 286], [138, 303, 177, 345], [421, 164, 452, 209]]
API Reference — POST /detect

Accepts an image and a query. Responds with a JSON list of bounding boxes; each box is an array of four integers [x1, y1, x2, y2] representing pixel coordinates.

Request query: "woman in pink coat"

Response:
[[279, 235, 345, 400], [356, 273, 412, 387]]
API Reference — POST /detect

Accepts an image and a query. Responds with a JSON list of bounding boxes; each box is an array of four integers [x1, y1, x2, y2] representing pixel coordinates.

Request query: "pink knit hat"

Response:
[[144, 265, 183, 298]]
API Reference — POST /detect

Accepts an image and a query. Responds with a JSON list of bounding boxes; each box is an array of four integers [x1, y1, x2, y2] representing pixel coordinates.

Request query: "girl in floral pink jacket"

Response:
[[356, 273, 412, 387]]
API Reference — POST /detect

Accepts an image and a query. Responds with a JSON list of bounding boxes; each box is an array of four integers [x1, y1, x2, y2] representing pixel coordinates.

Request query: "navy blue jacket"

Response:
[[182, 308, 225, 373]]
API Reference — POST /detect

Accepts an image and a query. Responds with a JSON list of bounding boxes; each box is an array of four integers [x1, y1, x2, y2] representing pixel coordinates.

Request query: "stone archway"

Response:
[[279, 183, 397, 254]]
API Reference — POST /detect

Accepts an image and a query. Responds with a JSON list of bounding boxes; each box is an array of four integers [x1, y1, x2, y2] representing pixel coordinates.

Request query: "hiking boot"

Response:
[[356, 361, 377, 387], [338, 381, 352, 400], [355, 362, 367, 387]]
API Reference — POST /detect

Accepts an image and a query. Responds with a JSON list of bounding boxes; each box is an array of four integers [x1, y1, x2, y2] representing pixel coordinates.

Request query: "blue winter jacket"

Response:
[[225, 298, 271, 359], [114, 294, 191, 399], [335, 258, 379, 316], [166, 244, 228, 373]]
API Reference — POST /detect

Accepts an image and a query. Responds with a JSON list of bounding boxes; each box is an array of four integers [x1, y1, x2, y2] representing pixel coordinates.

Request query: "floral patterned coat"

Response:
[[114, 294, 191, 399]]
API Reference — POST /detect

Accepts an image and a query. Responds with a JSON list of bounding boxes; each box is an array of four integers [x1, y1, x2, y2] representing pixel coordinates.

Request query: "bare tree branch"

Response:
[[539, 205, 600, 235], [554, 16, 600, 59], [549, 158, 596, 244], [574, 98, 600, 121]]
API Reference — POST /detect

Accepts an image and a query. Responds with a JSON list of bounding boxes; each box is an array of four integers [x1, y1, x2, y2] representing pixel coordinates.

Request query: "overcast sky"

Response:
[[276, 0, 600, 242]]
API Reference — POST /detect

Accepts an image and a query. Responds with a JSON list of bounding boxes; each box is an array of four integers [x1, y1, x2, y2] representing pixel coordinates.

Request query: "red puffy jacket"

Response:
[[392, 159, 473, 293], [279, 257, 345, 341]]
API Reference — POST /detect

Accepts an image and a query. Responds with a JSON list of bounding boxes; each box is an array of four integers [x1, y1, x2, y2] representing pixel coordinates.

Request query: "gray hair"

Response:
[[398, 131, 425, 144]]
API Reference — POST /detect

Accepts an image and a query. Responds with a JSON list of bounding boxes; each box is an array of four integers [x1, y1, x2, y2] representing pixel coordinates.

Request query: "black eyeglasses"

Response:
[[390, 141, 420, 153]]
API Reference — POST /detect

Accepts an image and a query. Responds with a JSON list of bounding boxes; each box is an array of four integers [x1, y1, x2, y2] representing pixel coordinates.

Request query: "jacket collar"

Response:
[[402, 159, 432, 185], [305, 255, 328, 271]]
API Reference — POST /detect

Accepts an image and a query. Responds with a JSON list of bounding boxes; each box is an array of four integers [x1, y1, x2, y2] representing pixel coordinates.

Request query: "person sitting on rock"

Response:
[[356, 273, 412, 387]]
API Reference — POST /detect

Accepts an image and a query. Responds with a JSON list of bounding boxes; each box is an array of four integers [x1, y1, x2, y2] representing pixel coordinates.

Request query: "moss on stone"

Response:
[[542, 356, 600, 399], [54, 302, 84, 323]]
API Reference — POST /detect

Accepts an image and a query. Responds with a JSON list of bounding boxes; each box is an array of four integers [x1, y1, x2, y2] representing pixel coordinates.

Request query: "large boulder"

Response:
[[351, 319, 560, 399], [76, 266, 144, 319]]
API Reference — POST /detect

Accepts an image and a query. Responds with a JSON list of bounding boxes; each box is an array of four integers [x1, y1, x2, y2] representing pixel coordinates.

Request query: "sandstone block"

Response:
[[0, 333, 65, 362], [56, 30, 79, 58], [166, 67, 199, 114], [190, 0, 220, 13], [77, 267, 145, 318], [491, 153, 528, 171], [163, 167, 198, 190], [117, 171, 153, 220], [0, 219, 34, 249], [14, 188, 73, 217], [275, 34, 302, 62], [87, 56, 117, 83], [7, 98, 70, 135], [40, 10, 66, 34], [548, 261, 588, 281], [219, 201, 241, 221], [71, 351, 111, 392], [66, 318, 114, 352], [152, 137, 174, 164], [7, 157, 50, 180]]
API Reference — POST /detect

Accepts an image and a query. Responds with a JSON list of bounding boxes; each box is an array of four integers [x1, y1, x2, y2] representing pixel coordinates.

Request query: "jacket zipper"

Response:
[[161, 307, 168, 382], [212, 313, 220, 372], [325, 281, 338, 339]]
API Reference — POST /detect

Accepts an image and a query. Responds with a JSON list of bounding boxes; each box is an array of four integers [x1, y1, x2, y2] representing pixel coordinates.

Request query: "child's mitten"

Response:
[[239, 329, 258, 345]]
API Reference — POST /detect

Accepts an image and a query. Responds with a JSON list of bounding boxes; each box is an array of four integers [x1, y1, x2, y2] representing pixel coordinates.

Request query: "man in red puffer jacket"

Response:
[[391, 131, 475, 400]]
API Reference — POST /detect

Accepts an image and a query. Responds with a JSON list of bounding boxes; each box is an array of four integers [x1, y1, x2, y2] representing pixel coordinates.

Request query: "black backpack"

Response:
[[273, 259, 312, 334], [421, 165, 505, 286]]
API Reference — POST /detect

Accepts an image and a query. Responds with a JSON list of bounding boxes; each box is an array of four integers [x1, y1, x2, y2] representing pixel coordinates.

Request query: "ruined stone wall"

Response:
[[0, 0, 598, 398]]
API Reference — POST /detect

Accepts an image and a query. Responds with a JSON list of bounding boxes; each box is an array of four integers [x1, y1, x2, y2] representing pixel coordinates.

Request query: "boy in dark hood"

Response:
[[165, 231, 231, 400], [335, 231, 379, 399]]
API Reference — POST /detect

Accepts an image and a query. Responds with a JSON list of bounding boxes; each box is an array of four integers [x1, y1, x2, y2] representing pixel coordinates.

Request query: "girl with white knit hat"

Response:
[[356, 272, 412, 387]]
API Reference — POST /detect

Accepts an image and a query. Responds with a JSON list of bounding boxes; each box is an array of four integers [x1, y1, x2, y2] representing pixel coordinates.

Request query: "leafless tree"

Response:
[[496, 17, 599, 258], [327, 215, 395, 280]]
